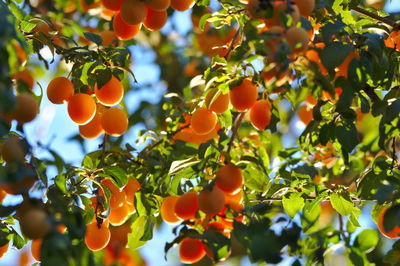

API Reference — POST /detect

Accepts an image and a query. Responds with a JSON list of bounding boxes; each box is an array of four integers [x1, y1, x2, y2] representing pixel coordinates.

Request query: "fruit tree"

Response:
[[1, 0, 400, 265]]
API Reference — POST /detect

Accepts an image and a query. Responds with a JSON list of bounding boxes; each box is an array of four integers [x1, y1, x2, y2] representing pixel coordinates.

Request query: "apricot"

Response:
[[100, 0, 123, 11], [179, 237, 206, 264], [101, 179, 125, 209], [171, 0, 195, 11], [1, 135, 26, 164], [11, 94, 39, 124], [100, 30, 119, 46], [377, 206, 400, 239], [0, 242, 9, 258], [85, 220, 111, 251], [79, 110, 104, 139], [19, 208, 50, 239], [298, 105, 313, 125], [337, 51, 359, 77], [198, 186, 225, 216], [113, 12, 141, 40], [216, 164, 244, 195], [229, 78, 258, 112], [101, 107, 128, 136], [161, 195, 181, 224], [47, 77, 74, 104], [205, 90, 230, 114], [286, 27, 309, 54], [67, 93, 97, 125], [31, 239, 41, 261], [293, 0, 315, 17], [175, 192, 198, 220], [143, 8, 168, 31], [191, 107, 217, 135], [94, 76, 124, 106], [146, 0, 170, 11], [13, 70, 34, 90], [264, 2, 300, 27], [249, 99, 272, 130], [120, 0, 148, 25], [109, 204, 129, 226], [123, 178, 141, 205]]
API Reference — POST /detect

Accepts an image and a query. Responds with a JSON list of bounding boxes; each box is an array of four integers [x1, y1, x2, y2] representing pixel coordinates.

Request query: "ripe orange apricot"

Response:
[[286, 27, 309, 54], [179, 237, 206, 264], [19, 208, 50, 239], [85, 221, 111, 251], [101, 107, 128, 136], [191, 107, 217, 135], [3, 176, 36, 195], [126, 202, 136, 214], [109, 204, 129, 226], [207, 221, 230, 238], [175, 192, 198, 220], [161, 195, 182, 224], [337, 51, 359, 77], [146, 0, 170, 11], [377, 206, 400, 239], [113, 12, 141, 40], [94, 76, 124, 106], [0, 242, 8, 258], [101, 30, 119, 46], [224, 190, 243, 206], [265, 2, 300, 27], [13, 70, 34, 90], [31, 239, 41, 261], [298, 105, 313, 125], [100, 0, 123, 11], [120, 0, 148, 25], [1, 135, 26, 164], [79, 109, 104, 139], [11, 94, 39, 124], [205, 90, 230, 114], [101, 179, 125, 209], [11, 40, 27, 66], [293, 0, 315, 17], [216, 164, 244, 195], [47, 77, 74, 104], [249, 99, 272, 130], [229, 78, 258, 112], [124, 178, 141, 205], [68, 93, 96, 125], [0, 188, 6, 202], [198, 186, 225, 216], [143, 8, 168, 31], [171, 0, 195, 11]]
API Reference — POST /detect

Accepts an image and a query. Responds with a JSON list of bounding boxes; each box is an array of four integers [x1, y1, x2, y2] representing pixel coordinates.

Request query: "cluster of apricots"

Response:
[[174, 78, 272, 145], [160, 163, 244, 263], [84, 178, 140, 252], [46, 75, 128, 139], [71, 0, 196, 42]]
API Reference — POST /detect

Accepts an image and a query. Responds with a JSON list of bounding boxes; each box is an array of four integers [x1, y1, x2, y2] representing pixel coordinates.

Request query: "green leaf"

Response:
[[282, 192, 305, 219], [355, 229, 378, 253], [94, 68, 112, 91], [169, 157, 199, 175], [128, 216, 148, 250], [336, 124, 359, 153], [83, 32, 102, 46], [320, 42, 352, 72], [55, 174, 67, 193], [301, 200, 320, 234], [330, 192, 354, 216], [103, 166, 127, 188]]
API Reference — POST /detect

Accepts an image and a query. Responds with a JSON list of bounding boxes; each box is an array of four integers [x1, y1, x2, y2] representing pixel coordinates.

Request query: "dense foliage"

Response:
[[1, 0, 400, 265]]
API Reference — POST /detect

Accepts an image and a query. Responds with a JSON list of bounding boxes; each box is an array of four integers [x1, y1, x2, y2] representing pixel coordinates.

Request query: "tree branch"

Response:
[[226, 112, 246, 161], [363, 85, 381, 103], [224, 28, 240, 60], [352, 6, 399, 29]]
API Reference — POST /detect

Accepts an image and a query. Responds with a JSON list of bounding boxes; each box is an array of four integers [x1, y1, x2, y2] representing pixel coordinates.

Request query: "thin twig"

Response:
[[226, 112, 246, 160], [352, 6, 398, 29], [99, 134, 107, 167], [224, 28, 240, 60], [144, 124, 191, 155], [391, 137, 397, 172], [338, 214, 348, 243]]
